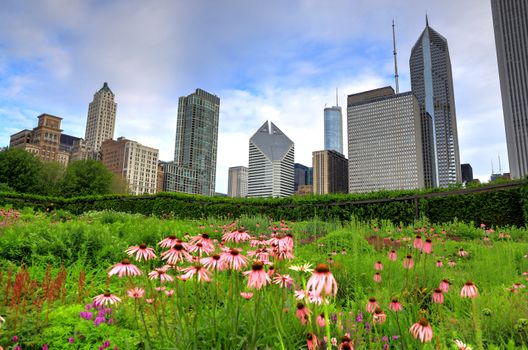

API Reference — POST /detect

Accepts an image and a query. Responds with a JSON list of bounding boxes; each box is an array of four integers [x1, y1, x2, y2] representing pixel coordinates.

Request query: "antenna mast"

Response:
[[392, 20, 399, 94], [498, 155, 502, 174], [336, 87, 339, 106]]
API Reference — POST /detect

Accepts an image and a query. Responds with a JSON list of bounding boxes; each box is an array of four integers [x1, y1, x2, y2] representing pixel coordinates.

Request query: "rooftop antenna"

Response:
[[392, 20, 399, 94], [491, 159, 494, 174], [498, 154, 502, 174], [426, 13, 429, 27], [336, 87, 339, 106]]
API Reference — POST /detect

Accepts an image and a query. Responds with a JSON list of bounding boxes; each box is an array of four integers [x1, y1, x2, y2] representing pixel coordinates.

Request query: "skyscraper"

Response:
[[491, 0, 528, 179], [312, 150, 348, 194], [324, 102, 343, 154], [173, 88, 220, 196], [85, 82, 117, 153], [248, 121, 294, 198], [347, 87, 425, 193], [228, 166, 248, 197], [410, 18, 461, 187]]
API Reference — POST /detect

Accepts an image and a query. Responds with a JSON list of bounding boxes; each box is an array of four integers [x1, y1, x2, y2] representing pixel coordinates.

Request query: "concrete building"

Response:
[[410, 18, 461, 187], [248, 121, 294, 198], [461, 163, 473, 184], [324, 105, 343, 154], [156, 162, 165, 193], [294, 163, 311, 192], [491, 0, 528, 179], [85, 82, 117, 153], [228, 166, 248, 197], [312, 150, 348, 194], [296, 184, 313, 196], [347, 87, 425, 193], [100, 137, 158, 195], [173, 89, 220, 196]]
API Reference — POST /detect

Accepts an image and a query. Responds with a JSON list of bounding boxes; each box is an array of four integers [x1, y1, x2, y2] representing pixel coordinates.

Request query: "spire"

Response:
[[99, 82, 113, 94], [425, 13, 429, 27], [336, 87, 339, 106], [392, 20, 399, 94]]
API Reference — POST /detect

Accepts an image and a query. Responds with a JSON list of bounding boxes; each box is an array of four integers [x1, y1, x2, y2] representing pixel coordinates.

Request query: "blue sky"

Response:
[[0, 0, 508, 193]]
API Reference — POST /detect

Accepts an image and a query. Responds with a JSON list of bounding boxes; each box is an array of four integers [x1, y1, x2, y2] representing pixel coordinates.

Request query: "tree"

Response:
[[61, 160, 113, 197], [0, 148, 41, 193], [36, 161, 66, 196]]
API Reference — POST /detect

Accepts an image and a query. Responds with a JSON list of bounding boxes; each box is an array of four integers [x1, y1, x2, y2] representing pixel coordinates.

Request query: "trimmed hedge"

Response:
[[0, 182, 527, 226]]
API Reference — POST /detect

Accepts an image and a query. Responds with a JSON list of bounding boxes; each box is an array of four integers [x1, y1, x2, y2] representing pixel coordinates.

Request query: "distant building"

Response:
[[85, 82, 117, 154], [461, 164, 473, 183], [312, 150, 348, 194], [173, 89, 220, 196], [100, 137, 158, 195], [491, 0, 528, 179], [228, 166, 248, 197], [491, 172, 511, 182], [156, 162, 165, 193], [347, 87, 425, 193], [294, 163, 311, 192], [296, 184, 313, 196], [248, 121, 294, 198], [324, 104, 343, 154]]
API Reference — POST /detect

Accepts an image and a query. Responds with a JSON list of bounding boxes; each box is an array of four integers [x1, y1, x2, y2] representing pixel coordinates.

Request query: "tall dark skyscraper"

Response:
[[491, 0, 528, 179], [410, 17, 461, 188], [173, 88, 220, 196]]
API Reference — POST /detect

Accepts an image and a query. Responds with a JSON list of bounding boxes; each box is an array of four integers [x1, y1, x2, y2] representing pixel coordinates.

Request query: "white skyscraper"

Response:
[[248, 121, 294, 198], [85, 82, 117, 153], [228, 166, 248, 197]]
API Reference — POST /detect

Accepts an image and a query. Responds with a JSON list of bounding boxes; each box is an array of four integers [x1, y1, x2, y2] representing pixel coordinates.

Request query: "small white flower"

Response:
[[0, 315, 5, 328], [289, 263, 314, 273], [454, 339, 472, 350]]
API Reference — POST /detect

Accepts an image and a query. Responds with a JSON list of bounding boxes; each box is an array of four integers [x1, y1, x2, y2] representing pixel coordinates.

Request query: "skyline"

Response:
[[0, 0, 508, 193]]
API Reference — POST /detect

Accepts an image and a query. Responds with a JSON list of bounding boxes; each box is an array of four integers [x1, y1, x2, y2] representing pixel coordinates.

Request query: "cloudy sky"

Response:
[[0, 0, 506, 193]]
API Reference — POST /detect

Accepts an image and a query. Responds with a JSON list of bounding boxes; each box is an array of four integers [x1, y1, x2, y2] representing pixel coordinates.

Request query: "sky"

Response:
[[0, 0, 508, 194]]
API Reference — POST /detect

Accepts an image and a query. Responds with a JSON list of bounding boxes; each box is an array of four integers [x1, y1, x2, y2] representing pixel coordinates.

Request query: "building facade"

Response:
[[248, 121, 294, 198], [312, 150, 348, 194], [410, 19, 461, 187], [294, 163, 309, 193], [461, 163, 473, 184], [228, 166, 248, 197], [491, 0, 528, 179], [100, 137, 158, 195], [324, 105, 343, 154], [85, 82, 117, 153], [347, 87, 425, 193], [173, 89, 220, 196]]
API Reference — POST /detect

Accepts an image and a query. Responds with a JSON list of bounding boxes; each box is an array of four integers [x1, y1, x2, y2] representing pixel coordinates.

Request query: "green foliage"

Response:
[[61, 159, 114, 197], [0, 148, 42, 193], [36, 161, 66, 196]]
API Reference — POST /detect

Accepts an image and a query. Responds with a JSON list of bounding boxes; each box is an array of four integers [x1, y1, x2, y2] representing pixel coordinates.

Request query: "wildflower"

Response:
[[127, 287, 145, 299], [512, 282, 526, 289], [108, 259, 142, 278], [307, 333, 318, 350], [389, 298, 403, 312], [180, 264, 212, 282], [158, 235, 180, 248], [189, 242, 215, 256], [413, 235, 423, 249], [460, 281, 478, 298], [436, 260, 443, 267], [12, 335, 18, 342], [68, 337, 75, 343], [220, 248, 249, 270], [403, 255, 414, 269], [373, 307, 387, 325], [190, 233, 214, 250], [338, 335, 354, 350], [148, 268, 174, 283], [422, 239, 432, 254], [342, 248, 347, 255], [458, 248, 469, 257], [289, 263, 314, 273], [42, 344, 49, 350], [373, 272, 382, 283], [454, 339, 472, 350], [366, 297, 379, 313], [93, 291, 122, 306], [316, 313, 326, 327], [356, 313, 363, 323], [448, 260, 457, 267], [273, 274, 294, 289], [126, 243, 157, 261], [200, 254, 225, 271], [374, 261, 383, 271], [240, 292, 253, 300], [223, 228, 252, 243], [243, 261, 271, 289], [409, 318, 433, 343], [439, 279, 451, 293], [165, 289, 175, 297], [388, 250, 397, 261], [306, 263, 338, 297], [432, 288, 444, 304], [160, 243, 193, 264], [296, 303, 311, 325]]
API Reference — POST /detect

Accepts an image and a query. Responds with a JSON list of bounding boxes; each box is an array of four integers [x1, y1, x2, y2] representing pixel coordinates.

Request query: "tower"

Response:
[[85, 82, 117, 153], [324, 89, 343, 154], [410, 18, 461, 187], [491, 0, 528, 179], [248, 121, 294, 198]]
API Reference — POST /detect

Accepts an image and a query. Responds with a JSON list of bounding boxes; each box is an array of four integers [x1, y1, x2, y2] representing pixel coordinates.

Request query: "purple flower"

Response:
[[42, 345, 49, 350], [104, 308, 113, 315], [94, 316, 106, 326], [392, 335, 400, 340], [12, 335, 19, 342], [107, 318, 115, 325], [356, 313, 364, 323], [14, 346, 21, 350], [68, 336, 75, 343], [383, 344, 389, 350], [331, 313, 338, 323], [382, 336, 389, 342], [85, 303, 92, 310], [365, 322, 371, 331], [103, 340, 111, 348]]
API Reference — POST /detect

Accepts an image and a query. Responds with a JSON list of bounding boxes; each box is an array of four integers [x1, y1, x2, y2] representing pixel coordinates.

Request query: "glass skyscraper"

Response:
[[324, 106, 343, 155], [410, 18, 461, 188]]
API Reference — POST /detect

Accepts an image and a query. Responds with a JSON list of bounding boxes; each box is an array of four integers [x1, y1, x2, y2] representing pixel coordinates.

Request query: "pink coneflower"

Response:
[[160, 243, 193, 264], [316, 313, 326, 327], [338, 335, 354, 350], [267, 265, 275, 276], [273, 274, 294, 289], [148, 268, 174, 283], [374, 261, 384, 271], [388, 298, 403, 312], [307, 333, 318, 350], [403, 255, 414, 269], [108, 259, 142, 278], [243, 262, 271, 289], [294, 289, 307, 300], [413, 235, 423, 249], [296, 303, 311, 325], [200, 254, 225, 271], [436, 260, 443, 267], [188, 242, 215, 256], [222, 228, 252, 243], [422, 239, 432, 254], [180, 264, 211, 282], [220, 248, 248, 270], [165, 289, 175, 297], [460, 281, 478, 298], [512, 282, 526, 289], [158, 235, 180, 248], [306, 263, 338, 297], [93, 291, 121, 306], [439, 279, 451, 293], [126, 243, 157, 261], [240, 292, 254, 300], [373, 307, 387, 325], [127, 287, 145, 299], [366, 297, 379, 313], [453, 339, 472, 350], [458, 248, 469, 257], [432, 288, 444, 304], [409, 318, 433, 343], [388, 250, 397, 261], [448, 260, 457, 267], [190, 233, 214, 249], [342, 248, 347, 255], [373, 273, 382, 283]]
